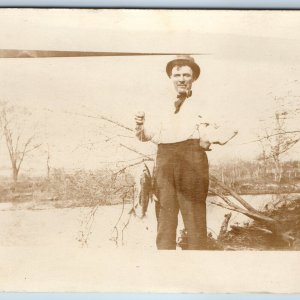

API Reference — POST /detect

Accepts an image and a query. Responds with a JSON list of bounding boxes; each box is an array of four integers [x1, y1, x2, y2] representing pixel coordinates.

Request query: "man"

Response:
[[135, 55, 237, 250]]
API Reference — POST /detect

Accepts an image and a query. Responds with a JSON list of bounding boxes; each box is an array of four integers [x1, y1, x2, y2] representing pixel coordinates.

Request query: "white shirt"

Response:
[[136, 93, 236, 147]]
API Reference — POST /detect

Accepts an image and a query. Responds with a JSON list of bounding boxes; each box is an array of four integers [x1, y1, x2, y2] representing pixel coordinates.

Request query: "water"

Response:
[[0, 193, 298, 248]]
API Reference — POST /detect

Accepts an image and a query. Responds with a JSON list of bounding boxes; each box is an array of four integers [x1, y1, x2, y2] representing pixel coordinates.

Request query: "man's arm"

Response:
[[135, 111, 155, 142], [198, 117, 238, 149]]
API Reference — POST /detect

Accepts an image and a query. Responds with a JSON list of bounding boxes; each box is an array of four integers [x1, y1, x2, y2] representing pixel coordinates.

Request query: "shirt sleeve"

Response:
[[198, 116, 237, 146], [135, 119, 159, 143]]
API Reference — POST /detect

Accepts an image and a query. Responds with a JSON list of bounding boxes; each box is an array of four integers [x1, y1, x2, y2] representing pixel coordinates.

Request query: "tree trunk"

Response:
[[12, 161, 19, 184], [218, 213, 232, 240]]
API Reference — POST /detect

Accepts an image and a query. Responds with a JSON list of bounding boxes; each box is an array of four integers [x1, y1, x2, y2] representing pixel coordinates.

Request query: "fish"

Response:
[[139, 163, 152, 217], [129, 163, 155, 218]]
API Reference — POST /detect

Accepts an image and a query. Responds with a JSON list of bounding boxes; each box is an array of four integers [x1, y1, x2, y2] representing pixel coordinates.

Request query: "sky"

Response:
[[0, 9, 299, 176]]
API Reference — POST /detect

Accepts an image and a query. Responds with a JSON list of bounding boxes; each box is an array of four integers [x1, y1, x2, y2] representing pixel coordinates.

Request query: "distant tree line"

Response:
[[210, 159, 300, 194]]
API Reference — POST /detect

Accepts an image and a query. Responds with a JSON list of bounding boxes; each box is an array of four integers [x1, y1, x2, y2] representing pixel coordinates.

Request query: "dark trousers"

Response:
[[154, 139, 209, 250]]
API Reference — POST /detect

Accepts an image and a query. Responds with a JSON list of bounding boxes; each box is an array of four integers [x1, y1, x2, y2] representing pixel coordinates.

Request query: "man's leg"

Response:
[[155, 146, 179, 250], [156, 192, 179, 250], [175, 141, 209, 250], [178, 198, 207, 250]]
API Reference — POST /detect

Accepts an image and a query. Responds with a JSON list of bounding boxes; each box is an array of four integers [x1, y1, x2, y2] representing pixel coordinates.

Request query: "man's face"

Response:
[[170, 65, 194, 95]]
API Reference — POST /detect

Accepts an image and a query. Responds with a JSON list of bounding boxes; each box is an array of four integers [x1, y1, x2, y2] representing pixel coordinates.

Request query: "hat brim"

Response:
[[166, 59, 200, 80]]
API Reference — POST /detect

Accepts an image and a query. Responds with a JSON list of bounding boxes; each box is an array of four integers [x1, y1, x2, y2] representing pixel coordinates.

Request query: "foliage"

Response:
[[48, 168, 134, 206], [210, 159, 300, 194], [0, 168, 135, 208]]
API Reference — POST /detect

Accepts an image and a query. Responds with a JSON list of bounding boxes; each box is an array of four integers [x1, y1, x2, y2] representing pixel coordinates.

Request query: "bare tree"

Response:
[[257, 96, 300, 183], [0, 102, 42, 184]]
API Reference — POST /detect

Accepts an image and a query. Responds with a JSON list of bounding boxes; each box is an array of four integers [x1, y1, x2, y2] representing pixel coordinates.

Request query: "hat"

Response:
[[166, 55, 201, 80]]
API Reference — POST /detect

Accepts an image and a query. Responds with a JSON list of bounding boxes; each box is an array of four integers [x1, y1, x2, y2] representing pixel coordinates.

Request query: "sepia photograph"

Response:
[[0, 8, 300, 293]]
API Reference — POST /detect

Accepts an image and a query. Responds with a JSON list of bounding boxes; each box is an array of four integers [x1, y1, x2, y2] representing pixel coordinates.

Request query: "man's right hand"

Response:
[[135, 111, 145, 126]]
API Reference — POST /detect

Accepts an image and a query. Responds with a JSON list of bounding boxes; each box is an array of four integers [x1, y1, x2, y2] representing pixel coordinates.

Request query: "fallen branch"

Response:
[[209, 188, 237, 209], [110, 193, 126, 247], [113, 158, 153, 176], [251, 226, 273, 235], [110, 187, 135, 247], [121, 213, 133, 246], [210, 175, 258, 213], [209, 200, 277, 225], [118, 143, 154, 161]]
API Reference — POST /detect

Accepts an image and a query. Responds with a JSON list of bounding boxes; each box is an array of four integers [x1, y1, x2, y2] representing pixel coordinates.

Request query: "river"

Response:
[[0, 193, 298, 249]]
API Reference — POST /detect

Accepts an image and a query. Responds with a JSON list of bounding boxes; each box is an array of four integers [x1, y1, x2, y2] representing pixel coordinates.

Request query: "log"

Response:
[[251, 226, 273, 235], [210, 200, 277, 225], [210, 175, 258, 213], [211, 200, 295, 247], [230, 225, 244, 232], [209, 188, 237, 209]]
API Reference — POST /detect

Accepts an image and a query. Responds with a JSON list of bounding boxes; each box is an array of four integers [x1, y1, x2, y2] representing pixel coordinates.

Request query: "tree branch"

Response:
[[238, 130, 300, 145], [209, 200, 276, 225], [210, 175, 258, 213]]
